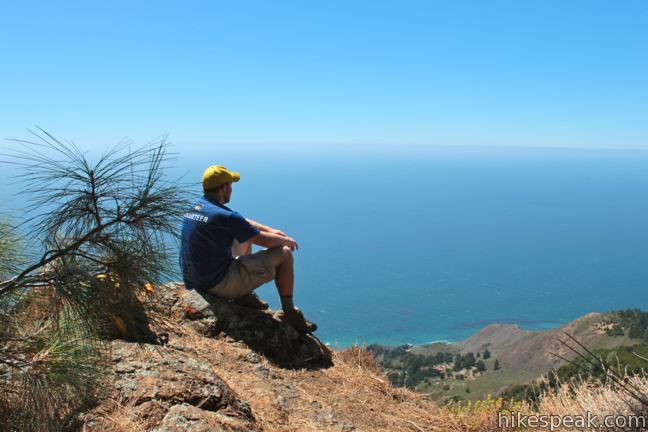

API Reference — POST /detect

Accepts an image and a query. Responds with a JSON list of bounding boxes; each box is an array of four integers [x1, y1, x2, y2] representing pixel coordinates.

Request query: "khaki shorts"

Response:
[[206, 248, 276, 299]]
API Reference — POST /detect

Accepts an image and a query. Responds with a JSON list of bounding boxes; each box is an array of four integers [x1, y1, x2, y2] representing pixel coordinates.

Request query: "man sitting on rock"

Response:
[[180, 165, 317, 333]]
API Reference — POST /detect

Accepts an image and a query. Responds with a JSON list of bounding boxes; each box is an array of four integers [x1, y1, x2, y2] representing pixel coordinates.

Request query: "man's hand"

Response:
[[250, 231, 299, 251], [281, 236, 299, 251]]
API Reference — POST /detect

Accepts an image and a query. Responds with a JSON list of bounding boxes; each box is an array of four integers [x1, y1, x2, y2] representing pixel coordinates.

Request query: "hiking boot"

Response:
[[274, 308, 317, 333], [232, 292, 269, 310]]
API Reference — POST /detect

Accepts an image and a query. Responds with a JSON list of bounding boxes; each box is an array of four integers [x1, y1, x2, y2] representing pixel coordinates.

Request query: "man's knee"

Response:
[[278, 245, 293, 265], [269, 245, 293, 267], [281, 245, 293, 260]]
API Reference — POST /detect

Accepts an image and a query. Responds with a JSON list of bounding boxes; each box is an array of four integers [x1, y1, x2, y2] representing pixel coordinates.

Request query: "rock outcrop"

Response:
[[150, 283, 333, 370], [83, 340, 256, 431], [82, 283, 333, 431], [83, 283, 613, 431]]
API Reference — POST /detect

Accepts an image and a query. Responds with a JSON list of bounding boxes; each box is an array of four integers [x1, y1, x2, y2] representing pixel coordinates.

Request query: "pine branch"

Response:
[[0, 129, 191, 431]]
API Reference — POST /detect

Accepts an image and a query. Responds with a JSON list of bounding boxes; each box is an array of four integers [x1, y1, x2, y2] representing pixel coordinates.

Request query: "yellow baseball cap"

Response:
[[202, 165, 241, 191]]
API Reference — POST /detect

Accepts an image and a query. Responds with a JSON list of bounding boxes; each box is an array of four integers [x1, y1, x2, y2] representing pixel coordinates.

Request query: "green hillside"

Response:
[[368, 310, 648, 403]]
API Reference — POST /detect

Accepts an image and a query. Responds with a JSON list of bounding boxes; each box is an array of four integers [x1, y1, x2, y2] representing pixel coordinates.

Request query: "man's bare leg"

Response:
[[232, 239, 253, 257], [265, 246, 316, 333], [266, 245, 294, 298]]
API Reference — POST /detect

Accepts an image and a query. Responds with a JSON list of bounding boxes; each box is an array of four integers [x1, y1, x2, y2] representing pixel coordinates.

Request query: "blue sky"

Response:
[[0, 0, 647, 151]]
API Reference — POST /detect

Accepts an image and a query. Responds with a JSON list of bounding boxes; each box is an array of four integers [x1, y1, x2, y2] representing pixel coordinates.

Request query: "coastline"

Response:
[[323, 317, 573, 350]]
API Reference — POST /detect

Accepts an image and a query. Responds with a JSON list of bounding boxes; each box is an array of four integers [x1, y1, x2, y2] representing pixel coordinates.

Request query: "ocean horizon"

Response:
[[2, 144, 648, 348]]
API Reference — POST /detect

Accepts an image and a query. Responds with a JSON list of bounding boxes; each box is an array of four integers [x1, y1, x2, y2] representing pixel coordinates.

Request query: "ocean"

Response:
[[3, 144, 648, 348]]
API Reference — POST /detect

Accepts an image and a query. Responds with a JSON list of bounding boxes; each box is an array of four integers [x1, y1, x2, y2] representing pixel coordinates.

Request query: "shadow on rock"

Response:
[[152, 283, 333, 370]]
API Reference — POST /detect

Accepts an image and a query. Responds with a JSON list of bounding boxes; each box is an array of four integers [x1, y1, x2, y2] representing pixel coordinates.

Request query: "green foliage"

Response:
[[0, 130, 189, 431], [500, 381, 550, 405], [502, 313, 648, 405], [606, 309, 648, 342], [367, 344, 411, 361], [453, 353, 476, 371], [0, 221, 20, 281], [7, 304, 105, 431], [368, 345, 485, 390], [557, 344, 648, 382], [502, 343, 648, 404], [482, 349, 491, 360], [387, 371, 402, 386]]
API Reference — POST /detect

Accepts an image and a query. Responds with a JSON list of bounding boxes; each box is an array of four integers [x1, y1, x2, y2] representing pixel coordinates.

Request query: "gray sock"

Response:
[[280, 295, 294, 312]]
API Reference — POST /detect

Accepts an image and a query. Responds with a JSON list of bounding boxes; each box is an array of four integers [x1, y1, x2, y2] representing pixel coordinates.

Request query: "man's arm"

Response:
[[246, 218, 286, 237], [249, 230, 298, 251]]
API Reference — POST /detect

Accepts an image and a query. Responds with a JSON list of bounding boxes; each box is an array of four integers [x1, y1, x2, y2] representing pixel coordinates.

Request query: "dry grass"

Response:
[[81, 396, 148, 432], [336, 344, 385, 375], [87, 307, 523, 432], [294, 350, 458, 431], [538, 374, 648, 431], [134, 285, 515, 430], [190, 337, 513, 432], [95, 335, 648, 432], [89, 288, 648, 431]]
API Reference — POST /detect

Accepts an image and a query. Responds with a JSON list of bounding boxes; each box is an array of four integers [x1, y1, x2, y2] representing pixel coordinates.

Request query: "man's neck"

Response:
[[204, 192, 225, 205]]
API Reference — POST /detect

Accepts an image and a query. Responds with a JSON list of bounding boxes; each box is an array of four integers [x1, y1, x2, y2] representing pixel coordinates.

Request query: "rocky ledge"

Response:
[[168, 285, 333, 370], [81, 283, 332, 431]]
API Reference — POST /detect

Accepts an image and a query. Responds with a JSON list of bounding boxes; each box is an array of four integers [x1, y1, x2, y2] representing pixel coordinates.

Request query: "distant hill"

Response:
[[370, 311, 645, 402]]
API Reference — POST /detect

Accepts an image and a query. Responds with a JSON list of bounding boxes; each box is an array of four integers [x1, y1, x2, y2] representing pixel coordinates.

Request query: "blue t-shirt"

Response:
[[180, 196, 260, 291]]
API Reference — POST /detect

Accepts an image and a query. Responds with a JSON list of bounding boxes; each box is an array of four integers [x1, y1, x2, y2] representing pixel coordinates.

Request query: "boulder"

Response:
[[112, 341, 249, 413], [110, 341, 255, 430], [149, 283, 333, 370]]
